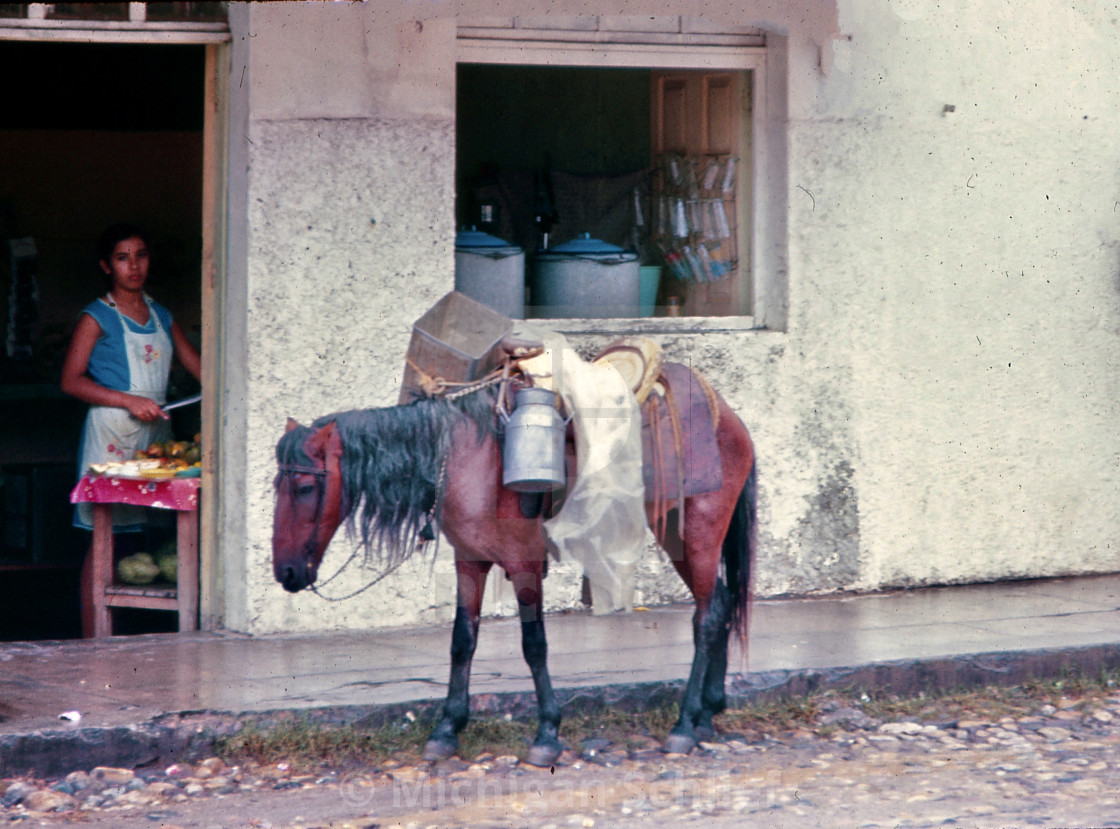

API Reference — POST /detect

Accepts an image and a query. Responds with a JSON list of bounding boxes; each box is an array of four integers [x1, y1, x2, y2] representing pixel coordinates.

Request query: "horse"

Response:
[[272, 368, 756, 768]]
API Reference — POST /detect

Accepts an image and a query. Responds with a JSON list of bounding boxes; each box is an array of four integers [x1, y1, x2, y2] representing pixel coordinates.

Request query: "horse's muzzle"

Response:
[[276, 562, 313, 593]]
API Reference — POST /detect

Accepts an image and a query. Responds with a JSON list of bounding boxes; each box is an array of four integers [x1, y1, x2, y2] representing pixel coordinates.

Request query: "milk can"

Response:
[[502, 387, 565, 492]]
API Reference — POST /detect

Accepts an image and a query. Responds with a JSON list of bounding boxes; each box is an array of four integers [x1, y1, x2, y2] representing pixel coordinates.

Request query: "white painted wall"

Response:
[[221, 0, 1120, 635]]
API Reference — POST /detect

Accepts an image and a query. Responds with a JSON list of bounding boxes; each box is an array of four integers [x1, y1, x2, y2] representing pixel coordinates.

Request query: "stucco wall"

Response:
[[792, 1, 1120, 590], [223, 1, 1120, 635]]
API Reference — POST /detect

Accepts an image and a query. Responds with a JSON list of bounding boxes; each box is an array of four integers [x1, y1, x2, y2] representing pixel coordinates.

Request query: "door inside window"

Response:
[[651, 71, 747, 317]]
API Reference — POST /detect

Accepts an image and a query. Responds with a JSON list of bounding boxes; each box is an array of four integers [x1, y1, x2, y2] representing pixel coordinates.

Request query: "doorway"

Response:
[[0, 41, 205, 639]]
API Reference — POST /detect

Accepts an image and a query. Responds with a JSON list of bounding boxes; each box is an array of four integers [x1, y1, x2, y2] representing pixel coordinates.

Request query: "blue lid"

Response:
[[538, 232, 638, 261], [550, 232, 624, 255], [456, 226, 520, 250]]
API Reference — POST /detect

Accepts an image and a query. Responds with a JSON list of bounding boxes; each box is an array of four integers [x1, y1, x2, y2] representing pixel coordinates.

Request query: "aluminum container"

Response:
[[529, 233, 640, 319], [502, 387, 565, 492], [454, 227, 525, 319]]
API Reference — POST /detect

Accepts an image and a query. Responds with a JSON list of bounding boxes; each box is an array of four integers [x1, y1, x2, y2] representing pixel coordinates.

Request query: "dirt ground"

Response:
[[21, 718, 1120, 828]]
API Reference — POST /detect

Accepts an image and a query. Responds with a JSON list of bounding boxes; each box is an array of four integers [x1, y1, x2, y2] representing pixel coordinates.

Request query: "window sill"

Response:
[[529, 315, 762, 336]]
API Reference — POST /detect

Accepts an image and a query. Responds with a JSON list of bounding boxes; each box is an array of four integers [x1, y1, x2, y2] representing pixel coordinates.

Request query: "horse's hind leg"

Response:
[[423, 558, 492, 761], [696, 580, 732, 741], [510, 564, 563, 768], [657, 510, 733, 755], [665, 582, 731, 754]]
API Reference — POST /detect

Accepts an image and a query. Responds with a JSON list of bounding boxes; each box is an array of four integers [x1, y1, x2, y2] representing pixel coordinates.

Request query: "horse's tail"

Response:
[[724, 460, 756, 645]]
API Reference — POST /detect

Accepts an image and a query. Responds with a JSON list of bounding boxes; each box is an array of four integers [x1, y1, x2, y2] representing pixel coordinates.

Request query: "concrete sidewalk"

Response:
[[3, 574, 1120, 776]]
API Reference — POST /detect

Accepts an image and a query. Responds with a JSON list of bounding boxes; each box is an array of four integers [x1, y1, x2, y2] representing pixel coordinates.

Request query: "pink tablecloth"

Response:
[[70, 475, 200, 512]]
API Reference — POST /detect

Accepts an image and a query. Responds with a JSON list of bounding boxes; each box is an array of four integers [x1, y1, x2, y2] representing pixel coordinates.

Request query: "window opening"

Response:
[[456, 64, 752, 321]]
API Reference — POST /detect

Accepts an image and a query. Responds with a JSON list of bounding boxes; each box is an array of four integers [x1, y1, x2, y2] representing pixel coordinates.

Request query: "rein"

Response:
[[310, 554, 408, 602], [281, 382, 490, 602], [303, 447, 447, 603]]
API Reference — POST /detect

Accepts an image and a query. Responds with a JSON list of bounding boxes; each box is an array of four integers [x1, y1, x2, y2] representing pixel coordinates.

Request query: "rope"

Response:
[[309, 556, 408, 602], [405, 357, 507, 400], [444, 371, 505, 400]]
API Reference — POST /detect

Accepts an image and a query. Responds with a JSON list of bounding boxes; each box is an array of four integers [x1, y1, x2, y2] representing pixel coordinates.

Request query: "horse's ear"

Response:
[[285, 418, 302, 434], [303, 420, 340, 463]]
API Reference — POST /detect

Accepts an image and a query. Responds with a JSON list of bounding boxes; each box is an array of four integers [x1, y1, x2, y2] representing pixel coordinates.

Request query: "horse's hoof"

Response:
[[662, 733, 697, 756], [524, 742, 563, 768], [422, 738, 458, 762]]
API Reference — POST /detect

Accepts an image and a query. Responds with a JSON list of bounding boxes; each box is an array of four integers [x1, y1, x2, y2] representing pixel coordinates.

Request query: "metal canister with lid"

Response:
[[502, 387, 566, 492], [454, 227, 525, 319], [529, 232, 640, 319]]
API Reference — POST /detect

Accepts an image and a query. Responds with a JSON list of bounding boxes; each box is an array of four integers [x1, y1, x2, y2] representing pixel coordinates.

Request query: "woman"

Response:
[[60, 223, 202, 532]]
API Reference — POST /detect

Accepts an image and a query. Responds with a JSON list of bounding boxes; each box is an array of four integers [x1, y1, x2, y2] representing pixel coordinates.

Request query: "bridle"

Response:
[[276, 462, 330, 569], [274, 395, 471, 602], [275, 459, 416, 602]]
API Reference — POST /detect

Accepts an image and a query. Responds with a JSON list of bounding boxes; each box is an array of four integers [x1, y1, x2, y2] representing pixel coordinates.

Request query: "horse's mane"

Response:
[[278, 390, 495, 566]]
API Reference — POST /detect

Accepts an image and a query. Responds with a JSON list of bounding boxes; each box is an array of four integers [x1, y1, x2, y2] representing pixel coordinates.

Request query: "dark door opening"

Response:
[[0, 40, 205, 639]]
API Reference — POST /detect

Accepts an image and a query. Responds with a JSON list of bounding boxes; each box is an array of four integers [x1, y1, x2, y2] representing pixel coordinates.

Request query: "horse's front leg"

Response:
[[511, 566, 563, 768], [423, 557, 492, 761]]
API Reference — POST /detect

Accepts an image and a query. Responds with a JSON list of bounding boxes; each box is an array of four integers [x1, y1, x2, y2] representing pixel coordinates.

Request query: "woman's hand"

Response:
[[126, 395, 169, 422]]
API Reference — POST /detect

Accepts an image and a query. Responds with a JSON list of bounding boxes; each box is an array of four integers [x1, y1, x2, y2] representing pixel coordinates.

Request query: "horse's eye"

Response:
[[295, 483, 318, 498]]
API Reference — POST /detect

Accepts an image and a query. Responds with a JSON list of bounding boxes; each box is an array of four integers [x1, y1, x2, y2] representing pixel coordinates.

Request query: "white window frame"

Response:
[[457, 19, 785, 333], [2, 3, 229, 43]]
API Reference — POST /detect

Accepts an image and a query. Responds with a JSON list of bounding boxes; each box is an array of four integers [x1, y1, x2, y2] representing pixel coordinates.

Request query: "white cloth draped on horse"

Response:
[[512, 323, 647, 615]]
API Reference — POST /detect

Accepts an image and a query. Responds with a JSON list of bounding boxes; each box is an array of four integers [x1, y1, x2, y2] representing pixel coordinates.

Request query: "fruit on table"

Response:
[[134, 437, 203, 469]]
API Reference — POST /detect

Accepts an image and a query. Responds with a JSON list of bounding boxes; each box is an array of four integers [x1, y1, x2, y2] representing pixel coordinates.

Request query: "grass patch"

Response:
[[217, 717, 431, 771], [823, 668, 1120, 725], [715, 695, 820, 736], [215, 669, 1120, 770], [216, 705, 685, 771]]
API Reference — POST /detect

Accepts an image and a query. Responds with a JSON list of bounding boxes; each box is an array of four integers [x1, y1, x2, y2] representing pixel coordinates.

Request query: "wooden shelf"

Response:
[[105, 583, 177, 598], [83, 503, 198, 636], [104, 583, 179, 612]]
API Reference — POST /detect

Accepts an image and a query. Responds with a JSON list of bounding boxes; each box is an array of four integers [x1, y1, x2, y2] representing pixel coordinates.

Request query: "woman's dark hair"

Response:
[[97, 222, 151, 290], [96, 222, 150, 264]]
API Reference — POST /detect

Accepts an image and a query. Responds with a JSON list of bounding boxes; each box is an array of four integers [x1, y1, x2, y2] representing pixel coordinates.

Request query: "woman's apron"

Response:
[[74, 296, 174, 532]]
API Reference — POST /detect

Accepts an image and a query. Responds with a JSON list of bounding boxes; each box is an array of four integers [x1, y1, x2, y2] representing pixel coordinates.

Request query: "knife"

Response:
[[162, 393, 202, 413]]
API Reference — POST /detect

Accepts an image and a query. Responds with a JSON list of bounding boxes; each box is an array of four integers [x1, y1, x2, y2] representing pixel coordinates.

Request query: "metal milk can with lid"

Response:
[[502, 387, 565, 492]]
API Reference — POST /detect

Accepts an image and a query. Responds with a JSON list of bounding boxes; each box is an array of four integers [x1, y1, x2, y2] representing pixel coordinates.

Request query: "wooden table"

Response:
[[70, 474, 200, 638]]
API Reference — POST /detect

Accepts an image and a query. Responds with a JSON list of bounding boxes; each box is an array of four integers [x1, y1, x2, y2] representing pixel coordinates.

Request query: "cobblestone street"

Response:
[[6, 688, 1120, 828]]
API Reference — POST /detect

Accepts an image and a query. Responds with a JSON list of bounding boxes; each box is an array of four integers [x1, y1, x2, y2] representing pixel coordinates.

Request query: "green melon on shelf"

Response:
[[117, 553, 161, 585], [154, 540, 178, 582]]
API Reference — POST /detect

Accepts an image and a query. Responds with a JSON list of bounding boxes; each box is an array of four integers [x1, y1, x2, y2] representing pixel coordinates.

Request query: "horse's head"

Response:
[[272, 417, 349, 593]]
